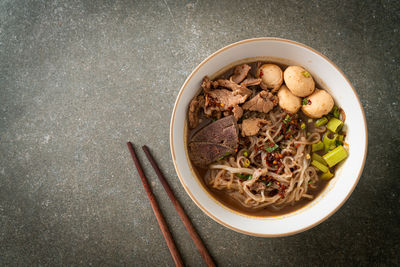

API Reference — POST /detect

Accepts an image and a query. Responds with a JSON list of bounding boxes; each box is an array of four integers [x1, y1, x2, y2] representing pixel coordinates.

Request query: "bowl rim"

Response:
[[170, 37, 368, 237]]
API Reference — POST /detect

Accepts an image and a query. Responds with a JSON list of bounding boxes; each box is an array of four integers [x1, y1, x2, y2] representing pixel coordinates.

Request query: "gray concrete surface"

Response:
[[1, 0, 399, 266]]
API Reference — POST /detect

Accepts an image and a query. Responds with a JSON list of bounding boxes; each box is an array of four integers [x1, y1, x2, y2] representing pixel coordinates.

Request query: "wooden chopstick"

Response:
[[142, 145, 216, 267], [126, 142, 184, 267]]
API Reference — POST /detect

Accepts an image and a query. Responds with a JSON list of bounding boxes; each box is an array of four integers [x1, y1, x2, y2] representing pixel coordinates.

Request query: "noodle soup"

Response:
[[187, 61, 348, 217]]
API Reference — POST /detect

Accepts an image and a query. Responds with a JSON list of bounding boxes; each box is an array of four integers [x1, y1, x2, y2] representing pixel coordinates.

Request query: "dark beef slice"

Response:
[[189, 115, 239, 167], [189, 142, 234, 167], [190, 115, 238, 148]]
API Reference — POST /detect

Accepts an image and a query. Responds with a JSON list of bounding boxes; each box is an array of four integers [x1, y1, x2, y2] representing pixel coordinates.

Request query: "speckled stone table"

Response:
[[1, 0, 399, 266]]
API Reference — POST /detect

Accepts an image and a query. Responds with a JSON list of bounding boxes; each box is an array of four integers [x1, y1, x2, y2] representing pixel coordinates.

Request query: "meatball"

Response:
[[277, 85, 301, 114], [283, 66, 315, 97], [302, 89, 334, 118], [257, 64, 283, 91]]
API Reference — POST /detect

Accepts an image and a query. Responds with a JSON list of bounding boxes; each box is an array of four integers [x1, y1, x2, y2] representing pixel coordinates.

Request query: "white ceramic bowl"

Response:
[[170, 38, 367, 237]]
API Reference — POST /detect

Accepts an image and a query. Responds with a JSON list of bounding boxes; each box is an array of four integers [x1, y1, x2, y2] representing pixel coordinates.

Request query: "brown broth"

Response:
[[193, 167, 329, 217], [187, 60, 333, 217]]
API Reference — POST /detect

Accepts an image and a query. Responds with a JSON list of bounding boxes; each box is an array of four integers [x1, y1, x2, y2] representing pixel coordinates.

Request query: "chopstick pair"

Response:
[[127, 142, 216, 267]]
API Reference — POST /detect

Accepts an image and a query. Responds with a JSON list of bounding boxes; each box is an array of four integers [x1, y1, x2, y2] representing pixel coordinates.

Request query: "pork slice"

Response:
[[231, 64, 251, 84], [216, 79, 252, 97], [188, 95, 205, 129], [241, 118, 269, 137], [191, 115, 238, 148], [242, 91, 277, 113]]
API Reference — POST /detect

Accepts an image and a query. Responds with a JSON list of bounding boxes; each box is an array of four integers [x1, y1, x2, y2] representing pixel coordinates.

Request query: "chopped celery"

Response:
[[327, 118, 343, 133], [331, 106, 340, 118], [312, 153, 327, 166], [337, 135, 344, 142], [311, 160, 329, 173], [323, 132, 337, 152], [323, 145, 348, 167], [321, 170, 334, 180], [315, 117, 328, 127], [312, 141, 324, 152]]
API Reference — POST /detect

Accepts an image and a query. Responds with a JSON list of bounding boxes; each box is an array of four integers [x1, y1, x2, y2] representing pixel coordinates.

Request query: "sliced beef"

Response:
[[201, 76, 218, 93], [216, 79, 252, 97], [188, 95, 205, 129], [221, 105, 244, 121], [241, 77, 262, 87], [203, 89, 248, 119], [242, 91, 277, 114], [241, 118, 269, 136], [232, 105, 243, 121], [208, 89, 247, 107], [231, 64, 251, 84], [189, 115, 239, 167]]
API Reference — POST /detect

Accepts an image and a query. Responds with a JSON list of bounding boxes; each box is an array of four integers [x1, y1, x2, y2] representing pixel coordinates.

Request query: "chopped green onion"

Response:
[[302, 98, 308, 105], [301, 122, 306, 130], [312, 153, 327, 166], [320, 170, 334, 180], [323, 145, 348, 167], [302, 71, 311, 78], [308, 180, 313, 185], [266, 181, 272, 186], [326, 118, 343, 133], [235, 173, 252, 180], [243, 158, 250, 168], [315, 117, 328, 127], [331, 106, 340, 118], [311, 160, 329, 173], [323, 132, 337, 152], [265, 144, 279, 153], [312, 141, 324, 152], [283, 114, 291, 124], [217, 152, 230, 161], [243, 151, 248, 157]]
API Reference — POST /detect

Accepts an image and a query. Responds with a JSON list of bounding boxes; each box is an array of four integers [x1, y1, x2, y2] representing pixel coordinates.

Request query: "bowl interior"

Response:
[[170, 38, 367, 236]]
